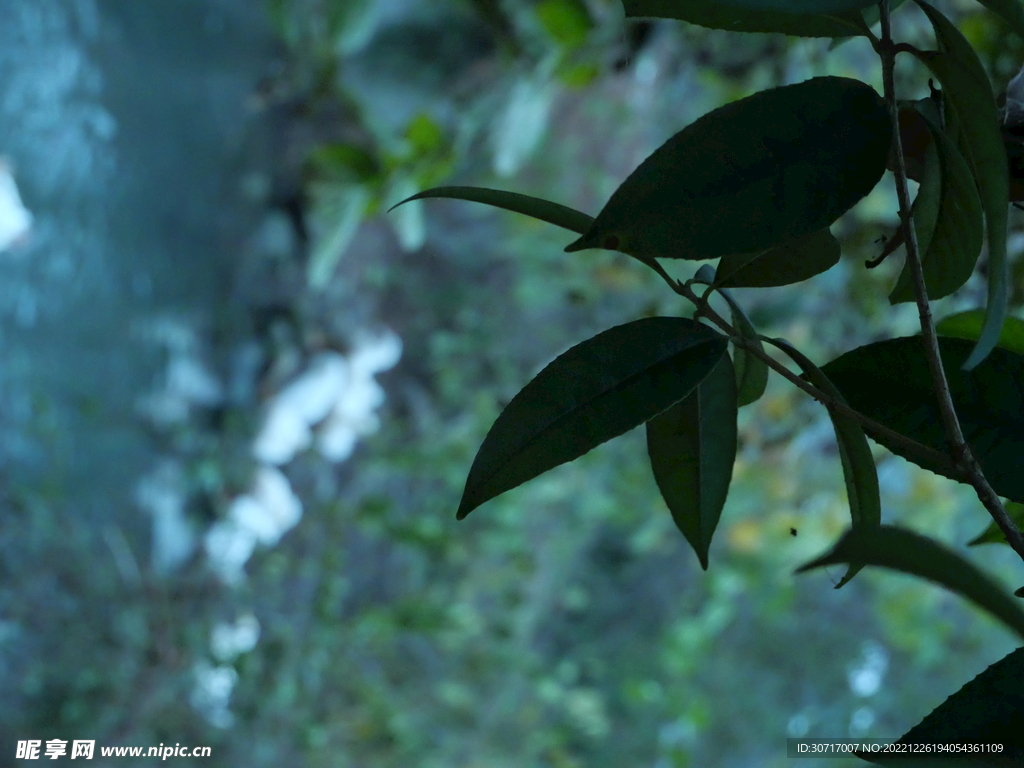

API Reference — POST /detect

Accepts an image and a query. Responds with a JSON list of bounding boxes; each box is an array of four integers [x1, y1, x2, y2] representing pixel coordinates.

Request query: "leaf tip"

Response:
[[564, 234, 590, 253], [455, 500, 473, 521], [387, 194, 418, 214]]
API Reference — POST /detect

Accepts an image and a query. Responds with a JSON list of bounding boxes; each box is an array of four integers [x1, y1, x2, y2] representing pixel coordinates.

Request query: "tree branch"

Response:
[[876, 0, 1024, 561]]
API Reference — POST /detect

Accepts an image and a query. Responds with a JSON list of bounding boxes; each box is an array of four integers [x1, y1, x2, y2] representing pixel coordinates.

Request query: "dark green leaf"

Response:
[[796, 525, 1024, 641], [767, 337, 880, 587], [888, 105, 983, 303], [564, 77, 890, 261], [390, 186, 594, 235], [647, 354, 738, 569], [690, 267, 769, 406], [695, 0, 879, 13], [968, 501, 1024, 547], [818, 336, 1024, 504], [622, 0, 865, 37], [857, 646, 1024, 765], [457, 318, 728, 519], [715, 228, 841, 288], [937, 311, 1024, 358], [721, 294, 769, 407], [913, 1, 1009, 371]]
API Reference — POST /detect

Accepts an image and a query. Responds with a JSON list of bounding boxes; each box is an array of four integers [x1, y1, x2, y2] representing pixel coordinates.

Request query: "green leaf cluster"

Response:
[[387, 0, 1024, 759]]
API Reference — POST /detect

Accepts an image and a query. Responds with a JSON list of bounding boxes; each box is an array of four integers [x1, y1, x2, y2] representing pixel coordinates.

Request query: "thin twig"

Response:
[[673, 280, 964, 482], [876, 0, 1024, 560]]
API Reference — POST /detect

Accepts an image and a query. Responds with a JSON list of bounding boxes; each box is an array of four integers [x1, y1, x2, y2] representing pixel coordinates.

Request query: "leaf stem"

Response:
[[672, 279, 963, 481], [877, 0, 1024, 561]]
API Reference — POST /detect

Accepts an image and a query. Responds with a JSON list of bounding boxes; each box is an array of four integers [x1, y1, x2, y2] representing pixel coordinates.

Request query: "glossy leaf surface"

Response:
[[888, 105, 983, 303], [913, 1, 1009, 370], [647, 354, 737, 569], [390, 185, 594, 235], [564, 77, 890, 261], [857, 646, 1024, 765], [715, 229, 841, 288], [457, 318, 728, 519], [818, 337, 1024, 504], [796, 525, 1024, 640], [767, 337, 880, 587]]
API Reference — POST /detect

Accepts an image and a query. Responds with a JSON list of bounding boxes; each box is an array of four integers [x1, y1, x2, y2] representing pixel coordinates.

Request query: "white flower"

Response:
[[211, 614, 260, 662], [135, 461, 195, 574], [253, 353, 348, 464], [348, 328, 402, 379], [316, 417, 359, 462], [273, 352, 348, 424], [0, 159, 32, 253], [252, 403, 312, 465], [204, 521, 258, 585]]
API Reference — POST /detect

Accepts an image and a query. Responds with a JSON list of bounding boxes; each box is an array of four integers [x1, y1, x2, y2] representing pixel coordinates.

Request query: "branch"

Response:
[[876, 0, 1024, 561], [673, 280, 964, 482]]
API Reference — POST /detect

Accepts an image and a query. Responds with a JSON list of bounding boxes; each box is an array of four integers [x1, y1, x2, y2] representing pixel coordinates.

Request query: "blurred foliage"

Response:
[[4, 0, 1024, 766]]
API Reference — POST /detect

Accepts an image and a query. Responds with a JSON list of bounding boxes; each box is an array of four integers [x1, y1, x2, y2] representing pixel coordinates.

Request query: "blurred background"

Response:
[[1, 0, 1023, 766]]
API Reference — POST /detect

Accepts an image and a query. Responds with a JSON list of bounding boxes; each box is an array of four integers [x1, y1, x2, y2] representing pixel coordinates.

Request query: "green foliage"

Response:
[[714, 228, 842, 288], [391, 185, 594, 235], [797, 525, 1024, 642], [766, 337, 881, 588], [386, 0, 1024, 759], [818, 337, 1024, 504], [936, 310, 1024, 357], [887, 100, 984, 303], [562, 77, 891, 261], [456, 317, 727, 520], [646, 353, 737, 570], [623, 0, 869, 37], [969, 501, 1024, 546], [911, 0, 1009, 371]]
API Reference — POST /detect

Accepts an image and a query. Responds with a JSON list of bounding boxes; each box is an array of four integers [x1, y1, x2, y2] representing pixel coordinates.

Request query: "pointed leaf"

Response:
[[937, 310, 1024, 358], [912, 1, 1009, 371], [818, 336, 1024, 504], [888, 105, 983, 303], [564, 77, 890, 261], [768, 337, 881, 587], [647, 353, 738, 569], [968, 501, 1024, 547], [796, 525, 1024, 640], [389, 186, 594, 235], [622, 0, 865, 37], [457, 318, 728, 519], [715, 228, 841, 288], [858, 645, 1024, 765]]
